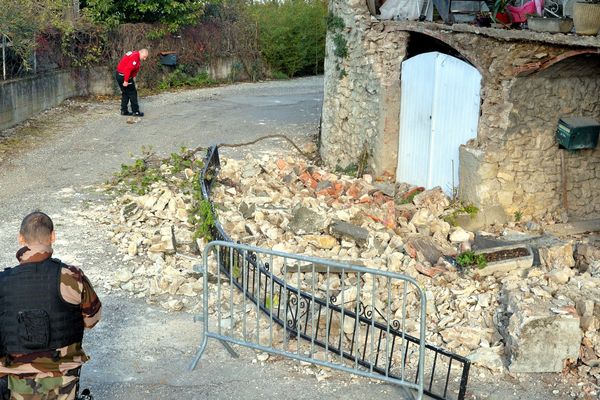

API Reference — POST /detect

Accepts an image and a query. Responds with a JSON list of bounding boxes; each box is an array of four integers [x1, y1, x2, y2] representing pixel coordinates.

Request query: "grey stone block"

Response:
[[288, 206, 325, 234], [328, 220, 369, 246], [502, 289, 583, 373]]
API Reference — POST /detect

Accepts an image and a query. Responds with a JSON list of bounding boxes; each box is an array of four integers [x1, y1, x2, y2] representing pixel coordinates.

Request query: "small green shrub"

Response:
[[325, 13, 344, 31], [170, 149, 193, 173], [332, 33, 348, 58], [336, 163, 358, 177], [456, 251, 487, 269], [444, 203, 479, 226], [247, 0, 327, 77], [190, 199, 215, 241], [115, 158, 163, 195], [271, 71, 289, 80], [158, 67, 215, 90], [265, 294, 280, 311], [514, 210, 522, 222], [462, 204, 479, 218]]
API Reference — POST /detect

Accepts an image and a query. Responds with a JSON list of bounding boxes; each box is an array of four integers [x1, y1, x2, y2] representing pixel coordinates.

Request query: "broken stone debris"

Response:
[[88, 152, 600, 390]]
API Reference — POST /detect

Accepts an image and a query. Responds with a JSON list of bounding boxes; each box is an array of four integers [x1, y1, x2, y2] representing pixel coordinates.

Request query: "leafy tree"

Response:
[[83, 0, 204, 32], [0, 0, 75, 69], [247, 0, 327, 77]]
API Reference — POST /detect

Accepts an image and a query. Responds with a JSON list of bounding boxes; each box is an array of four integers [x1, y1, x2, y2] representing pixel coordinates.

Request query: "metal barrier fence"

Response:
[[191, 145, 471, 400], [191, 240, 427, 399]]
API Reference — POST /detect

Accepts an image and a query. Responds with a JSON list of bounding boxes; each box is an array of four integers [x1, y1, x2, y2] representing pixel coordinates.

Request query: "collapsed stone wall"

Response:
[[321, 0, 600, 220], [95, 150, 600, 391]]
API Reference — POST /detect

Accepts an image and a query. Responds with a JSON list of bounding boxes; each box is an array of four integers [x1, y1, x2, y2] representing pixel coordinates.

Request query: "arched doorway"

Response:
[[396, 51, 482, 195]]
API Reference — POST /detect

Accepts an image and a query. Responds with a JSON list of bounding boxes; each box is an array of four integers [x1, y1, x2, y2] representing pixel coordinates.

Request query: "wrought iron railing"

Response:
[[198, 145, 471, 400]]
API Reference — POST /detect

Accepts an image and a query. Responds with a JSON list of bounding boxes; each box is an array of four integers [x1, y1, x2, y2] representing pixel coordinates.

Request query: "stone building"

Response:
[[320, 0, 600, 222]]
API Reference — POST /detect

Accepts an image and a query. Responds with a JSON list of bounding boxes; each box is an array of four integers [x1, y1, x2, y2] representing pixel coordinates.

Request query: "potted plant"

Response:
[[492, 0, 512, 25], [573, 0, 600, 35]]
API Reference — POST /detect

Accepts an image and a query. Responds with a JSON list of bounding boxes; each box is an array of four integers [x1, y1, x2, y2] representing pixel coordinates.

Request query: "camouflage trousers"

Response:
[[7, 375, 78, 400]]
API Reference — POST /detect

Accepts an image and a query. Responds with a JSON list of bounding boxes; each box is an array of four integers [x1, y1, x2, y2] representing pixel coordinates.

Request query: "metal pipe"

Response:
[[2, 35, 6, 80]]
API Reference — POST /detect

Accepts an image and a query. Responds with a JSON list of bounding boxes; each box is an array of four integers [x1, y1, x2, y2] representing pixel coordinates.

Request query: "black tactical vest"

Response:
[[0, 258, 84, 355]]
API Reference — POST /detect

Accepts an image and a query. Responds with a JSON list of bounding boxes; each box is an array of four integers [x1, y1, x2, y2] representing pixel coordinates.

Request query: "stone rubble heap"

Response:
[[91, 152, 600, 396]]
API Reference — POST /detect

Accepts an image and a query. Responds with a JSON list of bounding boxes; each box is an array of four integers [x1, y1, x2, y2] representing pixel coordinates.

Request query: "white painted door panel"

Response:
[[397, 52, 481, 195]]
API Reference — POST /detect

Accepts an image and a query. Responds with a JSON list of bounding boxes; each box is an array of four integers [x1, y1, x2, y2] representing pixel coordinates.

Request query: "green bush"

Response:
[[158, 66, 215, 90], [456, 251, 487, 269], [247, 0, 327, 78], [83, 0, 203, 32], [271, 71, 289, 80]]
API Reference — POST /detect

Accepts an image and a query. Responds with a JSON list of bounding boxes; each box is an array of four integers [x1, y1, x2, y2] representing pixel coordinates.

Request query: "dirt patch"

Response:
[[485, 247, 530, 262]]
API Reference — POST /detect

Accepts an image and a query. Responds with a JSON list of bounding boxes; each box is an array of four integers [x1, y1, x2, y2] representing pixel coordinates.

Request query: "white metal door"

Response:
[[396, 52, 481, 195]]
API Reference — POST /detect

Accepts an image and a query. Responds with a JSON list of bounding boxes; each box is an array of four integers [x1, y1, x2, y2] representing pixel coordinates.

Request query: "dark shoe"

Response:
[[121, 111, 132, 116], [132, 111, 144, 117]]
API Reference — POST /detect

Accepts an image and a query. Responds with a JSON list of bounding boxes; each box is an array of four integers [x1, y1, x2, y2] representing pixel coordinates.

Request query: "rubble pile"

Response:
[[91, 152, 599, 395]]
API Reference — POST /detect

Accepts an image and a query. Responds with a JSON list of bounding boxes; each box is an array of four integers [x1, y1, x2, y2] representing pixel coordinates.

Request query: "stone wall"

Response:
[[0, 67, 114, 132], [321, 0, 600, 220], [495, 75, 600, 219], [321, 1, 406, 176]]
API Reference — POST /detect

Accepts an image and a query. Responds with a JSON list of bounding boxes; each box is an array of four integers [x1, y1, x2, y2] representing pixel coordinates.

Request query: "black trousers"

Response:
[[115, 72, 139, 113], [0, 375, 8, 400]]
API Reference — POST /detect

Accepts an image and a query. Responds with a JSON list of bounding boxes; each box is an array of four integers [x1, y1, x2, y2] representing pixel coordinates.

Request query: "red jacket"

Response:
[[116, 51, 142, 82]]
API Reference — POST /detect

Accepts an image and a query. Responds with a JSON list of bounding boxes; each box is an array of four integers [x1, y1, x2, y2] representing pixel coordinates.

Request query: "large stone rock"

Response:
[[288, 206, 325, 234], [239, 202, 256, 219], [328, 220, 369, 246], [502, 289, 582, 373], [304, 234, 338, 249], [404, 236, 443, 264], [467, 347, 505, 373], [539, 241, 575, 269], [412, 187, 450, 217]]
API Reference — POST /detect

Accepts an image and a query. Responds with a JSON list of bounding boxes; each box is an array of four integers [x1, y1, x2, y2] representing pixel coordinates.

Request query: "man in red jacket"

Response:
[[116, 48, 149, 117]]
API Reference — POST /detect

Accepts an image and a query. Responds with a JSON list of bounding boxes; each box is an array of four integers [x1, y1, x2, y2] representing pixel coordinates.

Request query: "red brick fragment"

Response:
[[276, 159, 288, 170], [299, 171, 317, 189], [346, 184, 361, 199], [402, 186, 425, 202], [311, 171, 324, 182], [358, 194, 371, 204], [414, 263, 445, 278], [383, 200, 396, 230], [365, 213, 383, 224]]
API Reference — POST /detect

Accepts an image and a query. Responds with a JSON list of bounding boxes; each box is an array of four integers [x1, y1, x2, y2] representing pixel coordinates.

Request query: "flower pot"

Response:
[[475, 15, 492, 27], [573, 1, 600, 35], [495, 11, 512, 24], [472, 245, 534, 277], [527, 16, 574, 33]]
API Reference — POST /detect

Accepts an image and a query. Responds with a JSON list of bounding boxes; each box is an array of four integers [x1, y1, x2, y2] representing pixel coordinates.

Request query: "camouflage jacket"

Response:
[[0, 245, 102, 379]]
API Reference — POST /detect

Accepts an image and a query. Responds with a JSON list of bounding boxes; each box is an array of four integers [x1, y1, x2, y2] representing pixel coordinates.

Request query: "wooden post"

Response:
[[560, 149, 568, 211]]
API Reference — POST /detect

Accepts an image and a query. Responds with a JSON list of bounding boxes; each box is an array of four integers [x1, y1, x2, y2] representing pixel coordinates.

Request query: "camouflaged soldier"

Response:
[[0, 212, 102, 400]]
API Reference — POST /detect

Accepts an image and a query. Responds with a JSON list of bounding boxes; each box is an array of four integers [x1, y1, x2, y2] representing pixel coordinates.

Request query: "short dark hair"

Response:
[[20, 211, 54, 243]]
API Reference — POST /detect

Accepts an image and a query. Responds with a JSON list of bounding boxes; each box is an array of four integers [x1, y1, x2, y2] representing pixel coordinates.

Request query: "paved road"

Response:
[[0, 77, 323, 203], [0, 77, 417, 400]]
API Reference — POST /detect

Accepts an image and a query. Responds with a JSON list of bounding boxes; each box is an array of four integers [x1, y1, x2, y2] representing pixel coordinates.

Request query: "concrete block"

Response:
[[474, 245, 533, 277], [507, 314, 581, 373], [503, 290, 583, 373]]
